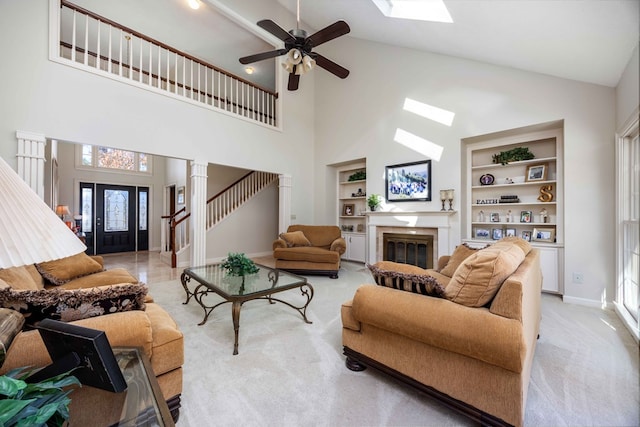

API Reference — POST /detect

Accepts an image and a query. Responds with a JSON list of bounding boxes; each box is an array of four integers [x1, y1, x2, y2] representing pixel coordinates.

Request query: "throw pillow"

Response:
[[36, 252, 104, 286], [367, 263, 445, 298], [0, 266, 41, 290], [0, 283, 148, 326], [439, 243, 486, 277], [444, 243, 526, 307], [279, 231, 312, 248]]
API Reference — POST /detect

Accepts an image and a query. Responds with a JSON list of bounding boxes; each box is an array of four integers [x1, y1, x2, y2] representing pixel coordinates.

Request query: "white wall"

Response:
[[0, 0, 317, 225], [314, 37, 618, 305], [616, 44, 639, 130]]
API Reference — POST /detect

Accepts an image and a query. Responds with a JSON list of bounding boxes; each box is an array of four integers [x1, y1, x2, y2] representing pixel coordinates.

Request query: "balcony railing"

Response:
[[56, 0, 278, 126]]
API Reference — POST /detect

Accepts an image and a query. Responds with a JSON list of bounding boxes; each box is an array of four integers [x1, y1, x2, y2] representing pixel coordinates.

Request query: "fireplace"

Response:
[[383, 233, 434, 269], [365, 211, 456, 266]]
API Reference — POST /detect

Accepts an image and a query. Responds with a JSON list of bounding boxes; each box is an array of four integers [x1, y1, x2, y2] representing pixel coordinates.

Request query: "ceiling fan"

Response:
[[239, 0, 350, 91]]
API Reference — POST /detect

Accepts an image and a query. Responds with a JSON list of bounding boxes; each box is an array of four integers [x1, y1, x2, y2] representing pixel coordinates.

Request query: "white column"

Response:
[[16, 131, 46, 199], [278, 174, 292, 233], [190, 160, 208, 267]]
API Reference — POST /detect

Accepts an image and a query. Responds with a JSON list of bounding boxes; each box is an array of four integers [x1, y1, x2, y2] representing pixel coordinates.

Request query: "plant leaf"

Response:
[[0, 375, 27, 398], [0, 399, 36, 424]]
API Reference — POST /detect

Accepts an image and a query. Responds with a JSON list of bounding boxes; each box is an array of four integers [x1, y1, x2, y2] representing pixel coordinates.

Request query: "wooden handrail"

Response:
[[61, 0, 278, 98], [207, 172, 254, 204]]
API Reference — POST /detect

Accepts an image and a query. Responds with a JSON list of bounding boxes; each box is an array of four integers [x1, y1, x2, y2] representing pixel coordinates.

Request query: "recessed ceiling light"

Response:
[[187, 0, 201, 10], [245, 67, 255, 75], [371, 0, 453, 23]]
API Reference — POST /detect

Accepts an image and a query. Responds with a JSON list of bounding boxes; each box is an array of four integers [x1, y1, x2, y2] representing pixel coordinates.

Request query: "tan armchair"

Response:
[[273, 225, 346, 278]]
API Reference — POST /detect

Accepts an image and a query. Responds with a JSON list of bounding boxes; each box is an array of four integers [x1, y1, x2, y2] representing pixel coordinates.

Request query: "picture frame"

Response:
[[385, 160, 432, 202], [490, 212, 500, 222], [474, 228, 491, 239], [492, 228, 503, 240], [532, 227, 555, 242], [525, 163, 548, 182], [343, 204, 355, 216], [521, 230, 532, 241], [520, 210, 532, 223], [177, 186, 185, 205], [505, 228, 516, 237]]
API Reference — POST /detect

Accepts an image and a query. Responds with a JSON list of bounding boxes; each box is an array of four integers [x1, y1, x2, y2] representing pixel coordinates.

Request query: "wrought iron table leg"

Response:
[[180, 272, 194, 304], [232, 301, 242, 355]]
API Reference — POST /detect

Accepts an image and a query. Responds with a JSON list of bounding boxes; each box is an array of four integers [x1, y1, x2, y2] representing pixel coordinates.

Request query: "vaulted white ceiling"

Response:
[[70, 0, 638, 90]]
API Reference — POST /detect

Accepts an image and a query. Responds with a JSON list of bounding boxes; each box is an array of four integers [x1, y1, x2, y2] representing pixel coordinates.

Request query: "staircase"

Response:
[[161, 171, 279, 267]]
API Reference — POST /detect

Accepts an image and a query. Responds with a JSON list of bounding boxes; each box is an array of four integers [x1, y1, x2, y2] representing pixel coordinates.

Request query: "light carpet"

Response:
[[148, 261, 639, 427]]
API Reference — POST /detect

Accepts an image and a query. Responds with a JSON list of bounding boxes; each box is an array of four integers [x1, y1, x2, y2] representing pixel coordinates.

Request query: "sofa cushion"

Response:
[[279, 231, 312, 248], [368, 262, 445, 298], [0, 283, 148, 326], [439, 243, 486, 277], [0, 266, 41, 290], [36, 252, 104, 285], [52, 268, 139, 290], [273, 246, 341, 263], [445, 243, 526, 307]]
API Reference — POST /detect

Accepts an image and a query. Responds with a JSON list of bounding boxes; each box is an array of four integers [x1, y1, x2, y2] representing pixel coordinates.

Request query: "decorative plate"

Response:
[[479, 174, 495, 186]]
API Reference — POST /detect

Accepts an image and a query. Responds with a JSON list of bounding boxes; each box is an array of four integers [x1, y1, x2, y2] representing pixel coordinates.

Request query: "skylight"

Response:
[[371, 0, 453, 23]]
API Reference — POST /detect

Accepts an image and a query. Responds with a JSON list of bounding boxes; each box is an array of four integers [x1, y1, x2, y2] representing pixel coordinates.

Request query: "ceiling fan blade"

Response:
[[306, 20, 350, 48], [257, 19, 296, 43], [239, 48, 288, 64], [314, 54, 350, 79], [288, 72, 300, 91]]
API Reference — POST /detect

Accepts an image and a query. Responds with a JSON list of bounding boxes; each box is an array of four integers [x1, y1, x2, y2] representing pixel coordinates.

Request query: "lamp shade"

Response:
[[55, 205, 70, 218], [0, 156, 87, 268]]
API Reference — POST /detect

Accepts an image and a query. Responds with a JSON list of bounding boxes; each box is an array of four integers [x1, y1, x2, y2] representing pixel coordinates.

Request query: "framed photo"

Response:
[[521, 230, 532, 241], [177, 186, 185, 205], [532, 227, 555, 242], [385, 160, 432, 202], [474, 228, 491, 239], [343, 204, 355, 216], [525, 163, 548, 182], [520, 210, 532, 223], [492, 228, 503, 240], [505, 228, 516, 237], [490, 212, 500, 222]]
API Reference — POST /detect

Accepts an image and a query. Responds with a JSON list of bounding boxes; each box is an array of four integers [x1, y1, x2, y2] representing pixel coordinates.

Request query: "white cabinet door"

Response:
[[342, 233, 366, 263], [537, 246, 562, 293]]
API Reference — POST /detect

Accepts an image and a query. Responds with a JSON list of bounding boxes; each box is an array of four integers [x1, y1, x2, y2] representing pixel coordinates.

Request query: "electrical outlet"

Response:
[[572, 272, 584, 284]]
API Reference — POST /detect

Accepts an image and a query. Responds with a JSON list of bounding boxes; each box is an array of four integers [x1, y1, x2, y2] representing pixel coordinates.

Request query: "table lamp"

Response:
[[0, 156, 86, 269]]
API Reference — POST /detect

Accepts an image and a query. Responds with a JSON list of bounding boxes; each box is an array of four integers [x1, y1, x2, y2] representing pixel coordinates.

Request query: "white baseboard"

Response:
[[562, 295, 609, 309]]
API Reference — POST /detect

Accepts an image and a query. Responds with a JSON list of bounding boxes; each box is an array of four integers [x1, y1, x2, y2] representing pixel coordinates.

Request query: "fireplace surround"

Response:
[[366, 211, 456, 266]]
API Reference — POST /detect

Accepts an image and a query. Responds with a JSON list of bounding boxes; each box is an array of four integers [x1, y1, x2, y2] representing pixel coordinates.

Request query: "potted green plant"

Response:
[[367, 194, 382, 211], [0, 367, 80, 427], [220, 253, 259, 277]]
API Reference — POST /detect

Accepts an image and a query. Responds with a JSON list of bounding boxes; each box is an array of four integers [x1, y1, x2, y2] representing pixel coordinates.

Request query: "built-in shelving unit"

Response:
[[337, 161, 367, 263], [462, 121, 564, 293]]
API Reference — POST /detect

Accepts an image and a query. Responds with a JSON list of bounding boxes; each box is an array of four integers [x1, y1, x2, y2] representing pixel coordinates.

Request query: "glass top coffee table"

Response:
[[180, 263, 314, 355]]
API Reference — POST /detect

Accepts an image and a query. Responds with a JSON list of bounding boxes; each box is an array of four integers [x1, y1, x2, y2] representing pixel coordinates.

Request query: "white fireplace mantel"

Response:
[[366, 210, 457, 264]]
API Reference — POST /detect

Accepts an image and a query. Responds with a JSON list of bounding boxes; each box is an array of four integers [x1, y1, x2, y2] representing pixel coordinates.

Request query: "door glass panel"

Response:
[[81, 187, 93, 232], [104, 190, 129, 232], [139, 190, 148, 231]]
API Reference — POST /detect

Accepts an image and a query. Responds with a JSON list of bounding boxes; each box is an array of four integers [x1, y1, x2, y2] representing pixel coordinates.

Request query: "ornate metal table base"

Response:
[[180, 267, 314, 355]]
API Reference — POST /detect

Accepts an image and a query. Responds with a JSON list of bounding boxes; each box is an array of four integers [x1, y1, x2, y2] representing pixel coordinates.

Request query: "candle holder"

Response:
[[439, 190, 447, 211], [446, 189, 454, 211]]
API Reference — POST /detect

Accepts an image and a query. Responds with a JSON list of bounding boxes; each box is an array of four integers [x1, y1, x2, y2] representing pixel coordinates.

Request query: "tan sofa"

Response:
[[0, 253, 184, 421], [273, 225, 346, 278], [341, 238, 542, 427]]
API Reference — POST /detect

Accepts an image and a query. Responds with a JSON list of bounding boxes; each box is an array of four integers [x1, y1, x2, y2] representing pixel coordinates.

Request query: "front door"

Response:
[[96, 184, 137, 254]]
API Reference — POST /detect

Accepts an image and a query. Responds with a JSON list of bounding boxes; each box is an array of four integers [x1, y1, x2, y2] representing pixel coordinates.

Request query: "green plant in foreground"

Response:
[[221, 252, 259, 276], [0, 367, 80, 427]]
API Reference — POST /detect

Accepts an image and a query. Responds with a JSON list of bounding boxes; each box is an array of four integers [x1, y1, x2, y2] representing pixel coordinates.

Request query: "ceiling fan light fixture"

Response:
[[187, 0, 201, 10], [286, 48, 303, 65], [282, 62, 295, 74]]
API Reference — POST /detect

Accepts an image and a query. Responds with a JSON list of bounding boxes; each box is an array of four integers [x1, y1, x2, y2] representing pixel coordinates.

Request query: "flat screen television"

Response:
[[27, 319, 127, 393]]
